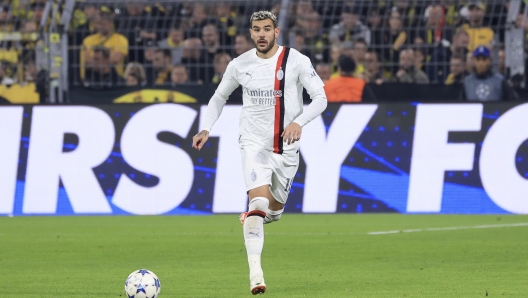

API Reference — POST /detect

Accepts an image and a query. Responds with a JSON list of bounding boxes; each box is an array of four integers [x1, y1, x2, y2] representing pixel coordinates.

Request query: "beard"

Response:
[[254, 38, 275, 54]]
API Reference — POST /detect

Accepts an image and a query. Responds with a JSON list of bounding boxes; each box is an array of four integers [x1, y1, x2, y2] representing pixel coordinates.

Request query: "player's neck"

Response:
[[256, 44, 280, 59]]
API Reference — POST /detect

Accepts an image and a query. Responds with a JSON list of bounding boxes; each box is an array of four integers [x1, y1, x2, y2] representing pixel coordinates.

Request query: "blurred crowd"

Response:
[[0, 0, 527, 101]]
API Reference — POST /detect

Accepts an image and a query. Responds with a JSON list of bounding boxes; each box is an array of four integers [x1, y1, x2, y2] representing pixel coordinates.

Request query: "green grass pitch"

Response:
[[1, 214, 527, 297]]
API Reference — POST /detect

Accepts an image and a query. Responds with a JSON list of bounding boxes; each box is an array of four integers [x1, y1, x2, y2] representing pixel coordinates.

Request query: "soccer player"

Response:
[[192, 11, 327, 295]]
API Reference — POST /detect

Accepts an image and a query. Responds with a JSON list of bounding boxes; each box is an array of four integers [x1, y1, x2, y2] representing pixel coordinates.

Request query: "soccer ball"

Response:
[[124, 269, 161, 298]]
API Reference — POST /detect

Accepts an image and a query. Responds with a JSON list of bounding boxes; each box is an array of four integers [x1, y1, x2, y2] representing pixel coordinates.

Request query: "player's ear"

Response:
[[275, 27, 280, 38]]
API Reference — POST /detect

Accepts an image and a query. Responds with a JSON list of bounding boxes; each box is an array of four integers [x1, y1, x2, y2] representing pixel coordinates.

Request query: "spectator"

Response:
[[367, 8, 384, 48], [115, 3, 148, 64], [73, 3, 100, 46], [392, 0, 427, 27], [393, 49, 430, 84], [19, 20, 38, 62], [214, 3, 237, 46], [186, 3, 216, 40], [414, 48, 426, 72], [22, 58, 47, 102], [383, 10, 409, 76], [364, 51, 386, 84], [341, 41, 355, 60], [291, 0, 315, 28], [352, 38, 368, 79], [329, 43, 343, 77], [153, 49, 173, 85], [497, 47, 505, 76], [234, 34, 253, 57], [181, 38, 204, 83], [461, 46, 518, 101], [22, 59, 37, 84], [83, 47, 124, 88], [315, 63, 331, 83], [81, 12, 128, 80], [416, 4, 454, 83], [296, 11, 329, 63], [0, 62, 15, 85], [201, 23, 226, 83], [212, 52, 232, 84], [450, 30, 470, 58], [123, 62, 147, 86], [324, 55, 366, 102], [158, 23, 185, 65], [329, 6, 371, 46], [445, 54, 468, 85], [442, 1, 465, 27], [415, 4, 451, 47], [30, 2, 46, 26], [171, 64, 190, 85], [293, 29, 315, 63], [466, 51, 474, 74], [458, 1, 494, 52]]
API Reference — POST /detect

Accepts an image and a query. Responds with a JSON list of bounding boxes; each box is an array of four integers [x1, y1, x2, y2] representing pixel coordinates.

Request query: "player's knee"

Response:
[[270, 213, 282, 222], [248, 196, 269, 212], [266, 208, 283, 223]]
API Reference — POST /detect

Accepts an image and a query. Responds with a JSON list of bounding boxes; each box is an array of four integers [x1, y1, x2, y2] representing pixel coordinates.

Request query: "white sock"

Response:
[[244, 197, 269, 274]]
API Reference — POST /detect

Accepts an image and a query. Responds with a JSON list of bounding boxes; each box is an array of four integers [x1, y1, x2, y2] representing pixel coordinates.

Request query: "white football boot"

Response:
[[249, 269, 266, 295]]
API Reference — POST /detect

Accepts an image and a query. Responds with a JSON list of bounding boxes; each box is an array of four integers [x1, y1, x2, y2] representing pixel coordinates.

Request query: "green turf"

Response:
[[1, 214, 527, 297]]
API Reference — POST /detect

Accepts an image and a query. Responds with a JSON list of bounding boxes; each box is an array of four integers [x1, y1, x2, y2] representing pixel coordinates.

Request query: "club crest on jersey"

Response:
[[251, 169, 257, 181], [276, 68, 284, 81]]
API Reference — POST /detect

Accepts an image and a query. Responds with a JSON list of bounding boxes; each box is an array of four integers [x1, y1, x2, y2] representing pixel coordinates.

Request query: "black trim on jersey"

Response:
[[277, 47, 290, 155]]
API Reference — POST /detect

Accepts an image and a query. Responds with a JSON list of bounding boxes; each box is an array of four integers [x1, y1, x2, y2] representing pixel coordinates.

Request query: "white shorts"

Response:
[[240, 146, 299, 204]]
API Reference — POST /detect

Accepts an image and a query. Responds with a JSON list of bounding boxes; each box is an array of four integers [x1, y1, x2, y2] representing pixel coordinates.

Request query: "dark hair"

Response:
[[171, 20, 184, 31], [451, 54, 465, 63], [354, 37, 368, 48], [155, 48, 172, 58], [236, 33, 251, 41], [172, 63, 188, 73], [214, 52, 231, 64], [338, 55, 356, 74]]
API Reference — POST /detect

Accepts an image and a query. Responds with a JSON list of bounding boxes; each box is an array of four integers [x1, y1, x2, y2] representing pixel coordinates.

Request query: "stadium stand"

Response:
[[0, 0, 526, 103]]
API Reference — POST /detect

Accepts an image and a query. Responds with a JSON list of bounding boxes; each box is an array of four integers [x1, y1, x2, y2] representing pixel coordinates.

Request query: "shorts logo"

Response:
[[276, 68, 284, 80], [251, 169, 257, 181]]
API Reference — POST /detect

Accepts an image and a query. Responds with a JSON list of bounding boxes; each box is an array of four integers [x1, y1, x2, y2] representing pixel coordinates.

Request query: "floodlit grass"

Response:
[[1, 214, 527, 297]]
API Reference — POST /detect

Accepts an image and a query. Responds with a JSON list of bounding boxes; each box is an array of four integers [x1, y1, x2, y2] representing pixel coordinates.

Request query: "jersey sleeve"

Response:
[[297, 55, 325, 95], [293, 55, 328, 127], [200, 61, 240, 131]]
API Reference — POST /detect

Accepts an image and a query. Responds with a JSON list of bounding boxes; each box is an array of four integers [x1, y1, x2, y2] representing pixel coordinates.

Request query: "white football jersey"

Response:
[[202, 46, 326, 153]]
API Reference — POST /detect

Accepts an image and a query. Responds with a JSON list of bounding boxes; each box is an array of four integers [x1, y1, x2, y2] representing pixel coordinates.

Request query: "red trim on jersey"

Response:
[[273, 47, 289, 154]]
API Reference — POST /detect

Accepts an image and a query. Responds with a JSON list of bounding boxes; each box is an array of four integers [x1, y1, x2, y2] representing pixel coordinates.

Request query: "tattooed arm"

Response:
[[192, 130, 210, 151]]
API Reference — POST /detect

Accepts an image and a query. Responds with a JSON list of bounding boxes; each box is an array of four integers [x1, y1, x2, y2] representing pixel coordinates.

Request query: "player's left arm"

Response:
[[282, 56, 328, 145]]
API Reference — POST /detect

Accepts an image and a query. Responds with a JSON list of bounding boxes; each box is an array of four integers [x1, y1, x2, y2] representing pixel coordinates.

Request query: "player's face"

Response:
[[250, 19, 279, 55]]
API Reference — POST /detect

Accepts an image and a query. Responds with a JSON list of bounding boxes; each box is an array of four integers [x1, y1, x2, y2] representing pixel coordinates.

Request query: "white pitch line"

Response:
[[368, 222, 528, 235]]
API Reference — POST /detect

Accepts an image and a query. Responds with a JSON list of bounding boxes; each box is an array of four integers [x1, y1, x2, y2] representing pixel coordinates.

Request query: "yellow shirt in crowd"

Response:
[[80, 32, 128, 79], [460, 24, 494, 52]]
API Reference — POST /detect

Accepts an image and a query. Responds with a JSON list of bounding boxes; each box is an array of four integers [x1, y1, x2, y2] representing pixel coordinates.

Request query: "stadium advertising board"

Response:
[[0, 103, 527, 215]]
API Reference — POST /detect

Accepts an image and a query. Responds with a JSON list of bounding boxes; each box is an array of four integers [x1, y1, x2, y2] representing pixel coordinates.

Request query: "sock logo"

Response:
[[248, 231, 260, 238]]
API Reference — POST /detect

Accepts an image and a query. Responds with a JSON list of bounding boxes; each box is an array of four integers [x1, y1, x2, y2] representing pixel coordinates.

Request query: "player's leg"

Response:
[[251, 185, 284, 224], [243, 186, 274, 294], [265, 150, 299, 224], [239, 148, 274, 294]]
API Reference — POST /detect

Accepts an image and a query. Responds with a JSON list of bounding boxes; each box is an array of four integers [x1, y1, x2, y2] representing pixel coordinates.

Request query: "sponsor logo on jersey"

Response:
[[245, 88, 282, 105]]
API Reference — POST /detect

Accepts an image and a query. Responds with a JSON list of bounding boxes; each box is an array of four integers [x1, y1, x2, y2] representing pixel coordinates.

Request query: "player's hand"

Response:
[[192, 130, 209, 151], [281, 122, 302, 145]]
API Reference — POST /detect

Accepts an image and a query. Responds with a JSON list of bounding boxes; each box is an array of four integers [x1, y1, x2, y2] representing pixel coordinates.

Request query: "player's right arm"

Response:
[[192, 60, 240, 151]]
